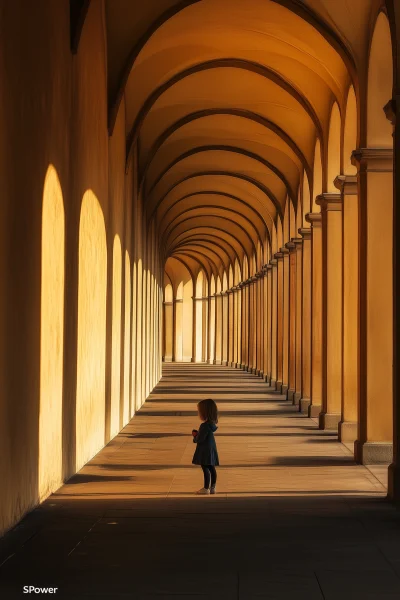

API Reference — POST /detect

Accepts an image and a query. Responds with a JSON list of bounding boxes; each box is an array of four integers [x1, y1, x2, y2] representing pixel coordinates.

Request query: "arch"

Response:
[[367, 12, 393, 146], [76, 190, 107, 470], [126, 58, 323, 160], [327, 102, 341, 191], [39, 165, 65, 501], [141, 109, 311, 184], [343, 86, 357, 174]]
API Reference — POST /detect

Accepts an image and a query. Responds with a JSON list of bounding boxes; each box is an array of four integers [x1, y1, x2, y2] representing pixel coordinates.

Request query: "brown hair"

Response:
[[197, 398, 218, 424]]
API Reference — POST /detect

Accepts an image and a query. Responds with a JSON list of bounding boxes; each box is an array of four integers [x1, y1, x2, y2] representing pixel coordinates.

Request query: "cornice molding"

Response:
[[305, 212, 322, 226], [298, 227, 311, 240], [316, 192, 342, 212], [334, 175, 357, 196], [351, 147, 393, 172]]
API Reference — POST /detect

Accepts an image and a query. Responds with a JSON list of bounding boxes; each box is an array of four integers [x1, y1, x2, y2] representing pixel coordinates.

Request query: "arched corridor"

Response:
[[1, 0, 400, 596]]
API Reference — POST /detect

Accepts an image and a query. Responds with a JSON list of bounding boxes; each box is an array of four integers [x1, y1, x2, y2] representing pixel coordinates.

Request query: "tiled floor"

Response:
[[1, 364, 399, 599]]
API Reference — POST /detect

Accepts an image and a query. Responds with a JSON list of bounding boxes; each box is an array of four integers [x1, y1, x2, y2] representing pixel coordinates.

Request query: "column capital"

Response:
[[291, 237, 303, 248], [384, 97, 396, 130], [163, 301, 173, 306], [280, 246, 290, 255], [315, 192, 342, 211], [298, 227, 311, 240], [174, 298, 184, 304], [334, 175, 357, 195], [285, 241, 296, 252], [351, 147, 393, 172], [274, 251, 284, 260], [305, 212, 322, 227], [270, 258, 277, 266]]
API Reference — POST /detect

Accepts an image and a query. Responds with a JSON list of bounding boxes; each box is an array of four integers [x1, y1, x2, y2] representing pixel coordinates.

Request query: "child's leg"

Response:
[[201, 465, 211, 489], [209, 466, 217, 487]]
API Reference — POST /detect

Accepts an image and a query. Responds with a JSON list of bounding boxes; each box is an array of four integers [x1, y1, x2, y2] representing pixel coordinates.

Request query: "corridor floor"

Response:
[[1, 364, 400, 599]]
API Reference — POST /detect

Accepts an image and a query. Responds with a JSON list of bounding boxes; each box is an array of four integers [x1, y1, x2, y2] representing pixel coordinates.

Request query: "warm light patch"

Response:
[[110, 235, 122, 439], [39, 165, 65, 501], [76, 191, 107, 470], [123, 251, 131, 427]]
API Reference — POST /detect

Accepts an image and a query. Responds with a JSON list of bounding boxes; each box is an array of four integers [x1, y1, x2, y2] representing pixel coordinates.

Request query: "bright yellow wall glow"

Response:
[[76, 190, 107, 470], [130, 260, 137, 417], [313, 139, 322, 205], [367, 12, 393, 147], [195, 270, 204, 361], [123, 251, 131, 426], [39, 165, 65, 501], [327, 103, 341, 191], [343, 86, 357, 174], [110, 235, 122, 439]]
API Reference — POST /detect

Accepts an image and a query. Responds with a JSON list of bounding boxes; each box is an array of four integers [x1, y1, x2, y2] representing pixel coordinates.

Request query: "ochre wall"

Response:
[[0, 0, 162, 537]]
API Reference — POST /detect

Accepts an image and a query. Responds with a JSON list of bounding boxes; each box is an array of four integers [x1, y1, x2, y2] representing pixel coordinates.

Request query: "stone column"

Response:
[[252, 275, 259, 375], [163, 300, 173, 362], [235, 285, 242, 368], [285, 240, 298, 403], [293, 238, 303, 406], [353, 147, 393, 464], [316, 193, 343, 431], [258, 272, 265, 377], [221, 291, 228, 366], [207, 293, 214, 365], [270, 259, 278, 388], [305, 213, 323, 417], [240, 282, 246, 369], [191, 295, 197, 363], [228, 287, 234, 366], [173, 298, 183, 362], [262, 266, 269, 381], [299, 228, 311, 413], [242, 280, 249, 371], [335, 175, 358, 442], [281, 247, 290, 395], [275, 252, 284, 392], [386, 96, 400, 499], [266, 264, 273, 383], [214, 292, 222, 364]]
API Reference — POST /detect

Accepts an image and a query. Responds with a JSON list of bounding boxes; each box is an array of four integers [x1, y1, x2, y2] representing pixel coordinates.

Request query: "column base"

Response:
[[287, 388, 296, 403], [308, 403, 321, 418], [276, 380, 283, 393], [222, 360, 228, 366], [319, 412, 340, 431], [293, 391, 302, 406], [270, 378, 277, 389], [338, 420, 357, 443], [264, 374, 270, 383], [281, 384, 288, 395], [354, 440, 393, 464], [388, 463, 400, 500], [300, 397, 310, 414]]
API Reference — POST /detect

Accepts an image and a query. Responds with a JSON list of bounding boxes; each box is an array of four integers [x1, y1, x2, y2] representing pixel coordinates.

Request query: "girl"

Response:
[[192, 398, 219, 495]]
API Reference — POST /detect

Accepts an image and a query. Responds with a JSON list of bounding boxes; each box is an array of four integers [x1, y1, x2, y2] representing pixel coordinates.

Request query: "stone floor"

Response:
[[1, 364, 399, 599]]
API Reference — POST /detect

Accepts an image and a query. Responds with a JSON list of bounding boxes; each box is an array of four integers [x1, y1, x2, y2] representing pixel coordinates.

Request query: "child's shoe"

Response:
[[210, 486, 217, 494], [196, 487, 210, 495]]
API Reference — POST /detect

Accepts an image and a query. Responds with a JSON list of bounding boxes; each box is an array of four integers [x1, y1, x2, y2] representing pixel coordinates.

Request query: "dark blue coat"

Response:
[[192, 421, 219, 466]]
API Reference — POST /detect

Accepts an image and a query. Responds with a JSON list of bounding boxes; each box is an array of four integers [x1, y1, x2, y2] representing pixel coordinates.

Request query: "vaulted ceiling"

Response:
[[104, 0, 379, 280]]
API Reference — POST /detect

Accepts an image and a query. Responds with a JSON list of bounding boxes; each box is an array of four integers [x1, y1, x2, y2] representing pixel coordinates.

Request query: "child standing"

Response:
[[192, 398, 219, 495]]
